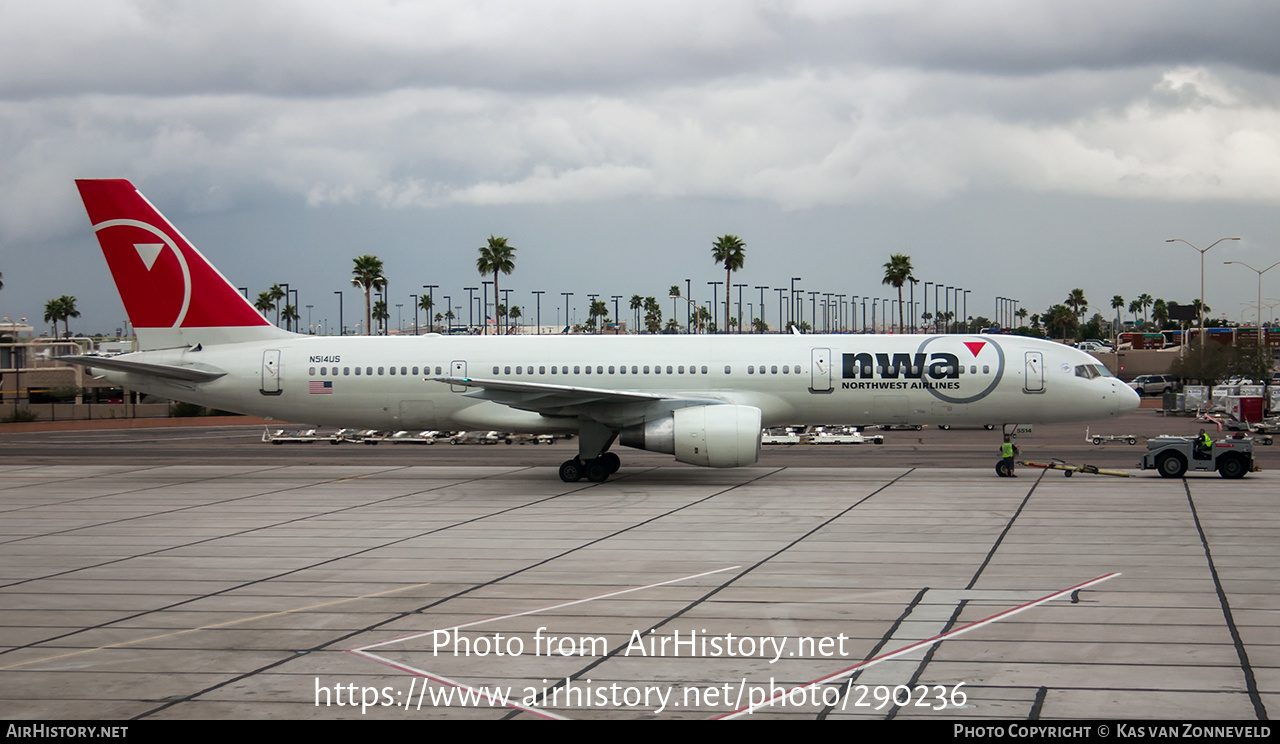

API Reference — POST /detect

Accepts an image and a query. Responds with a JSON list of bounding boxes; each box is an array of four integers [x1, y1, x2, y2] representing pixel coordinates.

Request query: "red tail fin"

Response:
[[76, 179, 287, 349]]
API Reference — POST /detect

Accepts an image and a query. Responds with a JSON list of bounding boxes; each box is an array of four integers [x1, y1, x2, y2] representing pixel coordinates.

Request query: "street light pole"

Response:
[[334, 291, 343, 336], [1166, 237, 1240, 346], [1224, 259, 1280, 361], [532, 290, 544, 335], [422, 284, 438, 334]]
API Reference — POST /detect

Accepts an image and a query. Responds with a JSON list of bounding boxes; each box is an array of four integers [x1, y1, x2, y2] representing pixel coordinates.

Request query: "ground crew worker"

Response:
[[1001, 439, 1018, 477], [1196, 428, 1212, 459]]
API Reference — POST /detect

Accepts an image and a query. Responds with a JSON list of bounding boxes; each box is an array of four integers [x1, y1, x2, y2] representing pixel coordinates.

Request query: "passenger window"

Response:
[[597, 366, 603, 374], [782, 366, 789, 374], [644, 366, 651, 374], [343, 367, 350, 375], [389, 367, 396, 376], [309, 366, 316, 375], [666, 365, 673, 374], [574, 366, 581, 374], [505, 366, 511, 375], [412, 367, 419, 375], [515, 366, 522, 374], [748, 365, 754, 374], [611, 366, 618, 374], [493, 366, 500, 374], [771, 365, 778, 374], [724, 366, 731, 374], [970, 365, 977, 375], [355, 367, 362, 376], [982, 365, 989, 374], [378, 367, 385, 375], [540, 366, 546, 374]]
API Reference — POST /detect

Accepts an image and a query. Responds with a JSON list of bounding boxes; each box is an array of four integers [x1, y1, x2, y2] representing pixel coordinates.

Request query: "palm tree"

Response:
[[1065, 288, 1088, 320], [476, 236, 515, 335], [350, 255, 386, 336], [43, 298, 62, 337], [266, 283, 286, 327], [643, 297, 662, 334], [508, 305, 521, 333], [418, 295, 433, 333], [751, 317, 769, 333], [668, 285, 681, 331], [587, 299, 608, 332], [372, 300, 388, 335], [1152, 299, 1168, 329], [630, 294, 643, 334], [696, 305, 713, 333], [281, 304, 300, 332], [881, 254, 917, 333], [1128, 299, 1143, 328], [1046, 304, 1078, 342], [254, 291, 276, 321], [711, 235, 746, 333], [58, 295, 80, 338], [1138, 293, 1154, 326], [1015, 307, 1027, 328]]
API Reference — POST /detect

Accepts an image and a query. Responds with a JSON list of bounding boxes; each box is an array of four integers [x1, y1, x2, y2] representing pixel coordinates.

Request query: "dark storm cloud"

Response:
[[4, 1, 1279, 100]]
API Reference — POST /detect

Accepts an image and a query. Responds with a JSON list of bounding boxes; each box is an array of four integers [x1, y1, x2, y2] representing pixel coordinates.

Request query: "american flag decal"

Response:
[[309, 380, 333, 395]]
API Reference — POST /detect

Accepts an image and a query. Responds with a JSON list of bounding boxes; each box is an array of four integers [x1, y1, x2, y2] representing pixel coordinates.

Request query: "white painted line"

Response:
[[714, 572, 1121, 720], [348, 565, 741, 719]]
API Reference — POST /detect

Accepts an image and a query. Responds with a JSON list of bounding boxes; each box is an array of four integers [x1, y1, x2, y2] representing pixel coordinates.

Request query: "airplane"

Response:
[[66, 179, 1140, 483]]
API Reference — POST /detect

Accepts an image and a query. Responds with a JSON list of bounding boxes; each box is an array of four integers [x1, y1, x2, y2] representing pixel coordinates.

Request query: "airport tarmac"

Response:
[[0, 414, 1276, 721]]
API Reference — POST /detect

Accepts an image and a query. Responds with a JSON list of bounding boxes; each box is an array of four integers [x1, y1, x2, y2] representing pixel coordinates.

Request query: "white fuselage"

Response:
[[94, 332, 1138, 431]]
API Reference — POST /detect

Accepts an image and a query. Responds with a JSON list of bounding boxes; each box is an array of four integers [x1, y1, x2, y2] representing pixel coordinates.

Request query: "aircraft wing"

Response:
[[61, 355, 227, 383], [432, 376, 717, 416]]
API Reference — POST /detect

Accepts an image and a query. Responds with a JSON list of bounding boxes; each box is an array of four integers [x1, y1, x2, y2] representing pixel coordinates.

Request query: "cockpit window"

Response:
[[1075, 364, 1114, 379]]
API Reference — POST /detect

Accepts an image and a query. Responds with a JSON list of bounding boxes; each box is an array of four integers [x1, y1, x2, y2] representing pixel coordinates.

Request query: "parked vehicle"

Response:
[[761, 427, 803, 445], [1127, 374, 1177, 396], [809, 426, 884, 445]]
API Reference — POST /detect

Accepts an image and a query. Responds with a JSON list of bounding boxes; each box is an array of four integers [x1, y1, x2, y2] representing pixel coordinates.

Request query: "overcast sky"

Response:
[[4, 0, 1280, 335]]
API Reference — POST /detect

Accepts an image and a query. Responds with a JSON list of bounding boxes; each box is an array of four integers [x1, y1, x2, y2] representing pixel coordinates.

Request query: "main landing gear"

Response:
[[559, 452, 621, 483], [559, 420, 622, 483]]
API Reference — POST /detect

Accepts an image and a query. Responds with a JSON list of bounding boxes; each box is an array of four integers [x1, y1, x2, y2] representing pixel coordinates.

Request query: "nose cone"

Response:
[[1116, 382, 1141, 415]]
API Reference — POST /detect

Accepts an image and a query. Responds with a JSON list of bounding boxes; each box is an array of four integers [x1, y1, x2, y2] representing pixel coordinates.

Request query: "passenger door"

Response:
[[1023, 351, 1044, 394], [260, 349, 282, 396], [809, 347, 832, 394]]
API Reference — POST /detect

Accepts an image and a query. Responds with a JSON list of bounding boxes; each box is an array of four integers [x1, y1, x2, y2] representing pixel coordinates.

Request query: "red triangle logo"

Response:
[[963, 341, 986, 357]]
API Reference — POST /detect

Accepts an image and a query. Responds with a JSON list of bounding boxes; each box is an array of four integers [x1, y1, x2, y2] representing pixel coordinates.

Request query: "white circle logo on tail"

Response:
[[95, 219, 192, 328], [915, 335, 1005, 404]]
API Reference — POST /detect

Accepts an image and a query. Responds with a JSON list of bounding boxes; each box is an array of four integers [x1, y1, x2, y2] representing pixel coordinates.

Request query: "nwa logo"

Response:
[[841, 338, 1005, 404]]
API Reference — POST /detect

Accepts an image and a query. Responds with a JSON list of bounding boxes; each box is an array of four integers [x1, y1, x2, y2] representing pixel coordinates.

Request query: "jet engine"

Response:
[[619, 404, 762, 467]]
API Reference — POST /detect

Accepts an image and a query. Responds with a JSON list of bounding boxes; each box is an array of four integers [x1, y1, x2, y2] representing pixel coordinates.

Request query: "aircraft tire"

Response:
[[995, 460, 1012, 477], [585, 460, 611, 483], [600, 452, 621, 474], [559, 459, 584, 483]]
